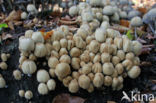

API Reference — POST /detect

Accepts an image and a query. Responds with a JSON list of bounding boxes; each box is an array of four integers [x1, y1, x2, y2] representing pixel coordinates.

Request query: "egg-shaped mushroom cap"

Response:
[[69, 6, 79, 17], [128, 10, 141, 19], [119, 0, 129, 5], [27, 4, 36, 12], [37, 69, 50, 83], [130, 16, 143, 27], [103, 6, 114, 16]]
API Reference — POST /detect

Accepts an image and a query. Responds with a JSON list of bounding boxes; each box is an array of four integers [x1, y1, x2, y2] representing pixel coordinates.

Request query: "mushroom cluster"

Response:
[[18, 1, 142, 94], [0, 53, 10, 70]]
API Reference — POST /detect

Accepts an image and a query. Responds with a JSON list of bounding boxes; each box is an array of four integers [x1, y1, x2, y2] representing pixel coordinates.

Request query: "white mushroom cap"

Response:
[[119, 11, 127, 19], [27, 4, 38, 15], [48, 57, 59, 68], [103, 63, 114, 75], [51, 30, 64, 41], [32, 32, 44, 43], [0, 62, 7, 70], [103, 15, 109, 22], [104, 76, 112, 86], [22, 60, 37, 75], [59, 55, 71, 64], [132, 40, 142, 55], [69, 6, 78, 17], [103, 6, 114, 16], [0, 77, 6, 88], [47, 79, 56, 91], [37, 69, 50, 83], [128, 10, 140, 19], [13, 70, 21, 80], [68, 79, 79, 93], [19, 90, 25, 97], [101, 21, 110, 29], [71, 58, 80, 70], [25, 90, 33, 100], [34, 43, 47, 57], [59, 25, 69, 36], [130, 16, 143, 27], [92, 63, 102, 73], [111, 12, 120, 22], [101, 53, 111, 63], [19, 37, 34, 52], [21, 12, 27, 20], [82, 11, 93, 22], [38, 83, 48, 95], [93, 73, 104, 88], [89, 0, 102, 6], [95, 28, 107, 42], [128, 66, 141, 79], [25, 30, 33, 38], [78, 74, 90, 89], [55, 63, 71, 78], [89, 40, 100, 53]]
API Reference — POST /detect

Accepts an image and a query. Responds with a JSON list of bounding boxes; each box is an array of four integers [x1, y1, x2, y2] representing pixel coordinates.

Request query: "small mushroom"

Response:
[[93, 54, 101, 63], [55, 63, 71, 78], [93, 73, 104, 88], [122, 59, 133, 71], [48, 57, 59, 68], [0, 62, 7, 70], [125, 52, 135, 60], [130, 16, 143, 38], [72, 72, 80, 80], [21, 12, 27, 20], [27, 4, 38, 15], [115, 63, 124, 75], [104, 76, 112, 86], [70, 47, 81, 57], [1, 53, 7, 62], [69, 6, 78, 17], [123, 38, 132, 52], [114, 37, 123, 49], [103, 5, 114, 16], [60, 39, 68, 48], [21, 60, 37, 75], [19, 90, 25, 97], [71, 58, 80, 70], [13, 70, 21, 80], [78, 74, 91, 89], [117, 50, 125, 61], [49, 68, 55, 78], [68, 79, 79, 93], [32, 32, 44, 43], [37, 69, 50, 83], [25, 90, 33, 100], [81, 64, 92, 74], [92, 63, 102, 73], [38, 83, 48, 95], [53, 41, 61, 52], [63, 76, 72, 87], [0, 77, 6, 88], [103, 63, 114, 75], [89, 40, 100, 53], [59, 48, 68, 57], [132, 40, 142, 56], [47, 79, 56, 91], [128, 66, 141, 79], [101, 53, 111, 63], [112, 56, 120, 66], [95, 28, 107, 42], [60, 55, 71, 64], [34, 43, 47, 57]]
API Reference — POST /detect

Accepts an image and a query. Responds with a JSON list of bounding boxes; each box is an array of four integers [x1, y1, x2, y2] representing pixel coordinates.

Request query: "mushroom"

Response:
[[69, 6, 78, 17], [132, 40, 142, 56], [29, 53, 36, 61], [71, 58, 80, 70], [0, 77, 6, 88], [89, 0, 102, 6], [78, 74, 90, 89], [60, 39, 68, 48], [93, 54, 101, 63], [130, 16, 143, 38], [82, 64, 92, 74], [122, 59, 133, 71], [112, 77, 120, 90], [87, 84, 94, 93], [37, 69, 50, 83], [21, 12, 27, 20], [117, 50, 125, 61], [67, 40, 75, 51], [34, 43, 47, 57], [104, 76, 112, 86], [103, 5, 114, 16], [107, 29, 120, 39], [114, 37, 123, 49], [74, 36, 86, 49], [13, 70, 21, 80], [68, 79, 79, 93], [101, 53, 111, 63], [1, 53, 7, 62], [27, 4, 38, 15], [19, 37, 34, 52], [103, 15, 109, 22], [19, 90, 25, 97], [76, 28, 88, 40], [47, 79, 56, 91], [125, 52, 134, 60], [0, 62, 7, 70], [128, 10, 141, 20], [72, 72, 80, 80], [70, 47, 81, 57], [60, 55, 71, 64], [59, 48, 68, 57], [119, 11, 127, 19], [38, 83, 48, 95], [115, 63, 124, 75], [128, 66, 141, 79], [112, 56, 120, 66], [123, 38, 132, 52], [49, 68, 55, 78], [25, 90, 33, 100], [89, 40, 100, 53], [111, 12, 120, 23], [45, 43, 53, 56], [63, 76, 72, 87], [100, 43, 113, 54], [101, 21, 110, 29], [21, 60, 37, 75], [51, 30, 64, 41], [48, 57, 59, 68], [53, 41, 61, 52], [55, 63, 71, 78], [51, 50, 59, 59], [133, 57, 140, 66], [80, 50, 90, 63], [95, 28, 107, 42], [103, 63, 114, 75], [106, 38, 113, 44], [93, 73, 104, 88], [82, 11, 93, 22], [92, 63, 102, 73]]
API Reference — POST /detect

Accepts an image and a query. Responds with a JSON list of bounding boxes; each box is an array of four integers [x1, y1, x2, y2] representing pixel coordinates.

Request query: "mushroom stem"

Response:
[[148, 24, 155, 35], [134, 27, 137, 39], [27, 13, 31, 19]]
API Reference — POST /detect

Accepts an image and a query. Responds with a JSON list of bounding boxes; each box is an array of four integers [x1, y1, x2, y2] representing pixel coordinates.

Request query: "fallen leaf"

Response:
[[4, 10, 22, 22], [126, 30, 134, 40], [52, 93, 85, 103], [8, 21, 14, 30], [120, 19, 130, 27], [2, 33, 13, 40]]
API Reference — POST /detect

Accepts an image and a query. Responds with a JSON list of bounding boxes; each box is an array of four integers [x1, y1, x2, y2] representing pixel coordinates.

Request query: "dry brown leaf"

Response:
[[52, 93, 85, 103], [8, 21, 14, 30], [120, 20, 130, 28], [2, 33, 13, 40], [4, 10, 22, 22]]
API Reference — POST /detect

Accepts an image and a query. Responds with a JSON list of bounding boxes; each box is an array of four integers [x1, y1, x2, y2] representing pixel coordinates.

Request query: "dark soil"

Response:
[[0, 29, 156, 103]]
